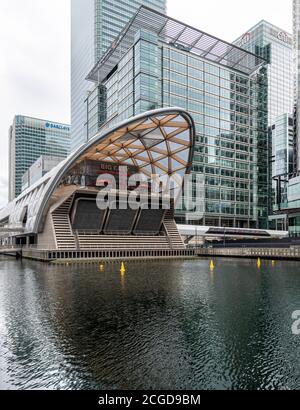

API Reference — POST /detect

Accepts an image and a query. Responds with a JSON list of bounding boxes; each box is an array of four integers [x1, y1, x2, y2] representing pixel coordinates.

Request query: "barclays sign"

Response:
[[45, 122, 70, 132]]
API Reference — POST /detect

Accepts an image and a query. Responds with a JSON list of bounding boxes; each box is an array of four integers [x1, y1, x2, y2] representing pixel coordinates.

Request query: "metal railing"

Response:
[[196, 247, 300, 259], [75, 230, 165, 237]]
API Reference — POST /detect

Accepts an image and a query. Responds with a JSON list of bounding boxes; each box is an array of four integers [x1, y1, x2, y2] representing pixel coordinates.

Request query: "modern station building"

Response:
[[0, 109, 195, 260], [8, 116, 70, 201], [85, 6, 269, 229], [71, 0, 167, 152]]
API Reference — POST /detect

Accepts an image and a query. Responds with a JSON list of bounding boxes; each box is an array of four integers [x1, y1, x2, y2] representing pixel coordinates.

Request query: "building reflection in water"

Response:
[[0, 257, 300, 390]]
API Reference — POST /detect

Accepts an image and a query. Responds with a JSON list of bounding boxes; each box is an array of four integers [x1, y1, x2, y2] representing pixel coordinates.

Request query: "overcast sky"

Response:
[[0, 0, 293, 208]]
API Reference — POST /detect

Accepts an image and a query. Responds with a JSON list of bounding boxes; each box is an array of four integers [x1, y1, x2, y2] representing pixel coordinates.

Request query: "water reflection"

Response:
[[0, 256, 300, 390]]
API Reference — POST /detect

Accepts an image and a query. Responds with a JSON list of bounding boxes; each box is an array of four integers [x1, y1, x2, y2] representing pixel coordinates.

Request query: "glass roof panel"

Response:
[[86, 6, 265, 84], [142, 128, 164, 140], [140, 164, 153, 174], [168, 141, 184, 151], [141, 138, 163, 149], [135, 159, 148, 167], [150, 151, 165, 160], [171, 159, 182, 170], [173, 149, 189, 162]]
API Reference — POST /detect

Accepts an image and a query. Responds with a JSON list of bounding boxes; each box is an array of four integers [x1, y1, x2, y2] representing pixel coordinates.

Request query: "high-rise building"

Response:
[[234, 20, 294, 126], [270, 1, 300, 235], [71, 0, 167, 152], [235, 20, 295, 228], [8, 116, 70, 201], [270, 1, 300, 234], [86, 6, 269, 228], [294, 0, 300, 170]]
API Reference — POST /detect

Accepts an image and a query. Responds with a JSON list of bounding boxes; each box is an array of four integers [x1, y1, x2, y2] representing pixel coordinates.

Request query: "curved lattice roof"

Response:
[[75, 110, 194, 179], [1, 108, 195, 234]]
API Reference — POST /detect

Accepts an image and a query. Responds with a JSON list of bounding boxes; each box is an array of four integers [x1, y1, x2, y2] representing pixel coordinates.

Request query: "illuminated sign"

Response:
[[45, 122, 70, 132]]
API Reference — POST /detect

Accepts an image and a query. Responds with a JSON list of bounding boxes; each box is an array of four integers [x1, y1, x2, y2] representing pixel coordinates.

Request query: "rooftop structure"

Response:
[[87, 5, 266, 84]]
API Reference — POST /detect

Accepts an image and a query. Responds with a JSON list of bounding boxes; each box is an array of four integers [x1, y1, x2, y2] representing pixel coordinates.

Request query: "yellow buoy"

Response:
[[272, 260, 276, 267], [257, 258, 261, 268], [210, 260, 215, 271], [120, 262, 126, 273], [99, 264, 104, 272]]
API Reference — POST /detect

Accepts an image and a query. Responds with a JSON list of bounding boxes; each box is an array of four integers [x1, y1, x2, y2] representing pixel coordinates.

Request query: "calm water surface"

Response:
[[0, 256, 300, 390]]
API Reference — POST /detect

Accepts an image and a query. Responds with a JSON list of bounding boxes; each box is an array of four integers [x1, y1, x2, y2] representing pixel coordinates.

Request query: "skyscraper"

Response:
[[235, 20, 295, 226], [86, 6, 269, 228], [71, 0, 167, 152], [234, 20, 294, 127], [267, 1, 300, 234], [8, 116, 70, 201], [294, 0, 300, 170]]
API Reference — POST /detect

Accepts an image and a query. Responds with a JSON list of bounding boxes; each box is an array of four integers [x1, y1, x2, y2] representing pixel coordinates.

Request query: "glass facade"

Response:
[[235, 20, 294, 127], [9, 116, 70, 201], [71, 0, 95, 152], [272, 176, 300, 236], [294, 0, 300, 170], [236, 20, 294, 230], [287, 176, 300, 237], [268, 114, 294, 230], [87, 24, 269, 228], [71, 0, 166, 152], [94, 0, 167, 63], [271, 114, 294, 179]]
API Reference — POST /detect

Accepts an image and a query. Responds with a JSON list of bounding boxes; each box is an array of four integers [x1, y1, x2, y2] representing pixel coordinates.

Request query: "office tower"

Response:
[[294, 1, 300, 97], [86, 6, 269, 229], [294, 0, 300, 170], [235, 20, 294, 126], [235, 20, 294, 227], [71, 0, 167, 152], [8, 116, 70, 201], [271, 1, 300, 235]]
